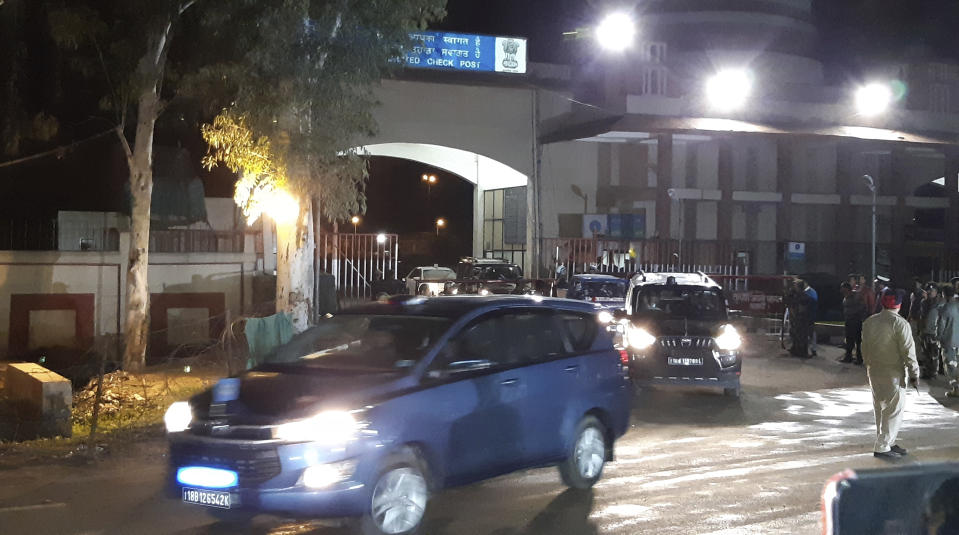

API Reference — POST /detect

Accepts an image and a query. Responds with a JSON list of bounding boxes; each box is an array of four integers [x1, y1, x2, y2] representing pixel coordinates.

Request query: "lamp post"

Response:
[[595, 12, 636, 52], [435, 218, 446, 236], [422, 173, 437, 197], [667, 188, 682, 268], [863, 174, 877, 281], [351, 215, 360, 234]]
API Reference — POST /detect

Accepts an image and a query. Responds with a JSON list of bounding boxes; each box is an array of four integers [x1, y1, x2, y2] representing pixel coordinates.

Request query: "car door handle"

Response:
[[564, 365, 580, 372], [500, 378, 519, 386]]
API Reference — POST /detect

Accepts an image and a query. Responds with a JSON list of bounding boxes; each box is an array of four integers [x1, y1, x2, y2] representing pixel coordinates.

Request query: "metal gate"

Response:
[[318, 232, 399, 300]]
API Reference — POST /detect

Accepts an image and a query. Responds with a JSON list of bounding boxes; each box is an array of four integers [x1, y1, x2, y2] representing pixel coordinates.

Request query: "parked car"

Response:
[[565, 274, 628, 310], [404, 265, 456, 296], [165, 296, 632, 534], [448, 257, 530, 295], [621, 272, 743, 397]]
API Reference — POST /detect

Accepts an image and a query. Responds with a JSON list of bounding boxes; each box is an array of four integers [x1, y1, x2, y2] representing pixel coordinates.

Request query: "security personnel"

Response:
[[861, 290, 920, 460], [919, 284, 943, 379], [938, 286, 959, 398]]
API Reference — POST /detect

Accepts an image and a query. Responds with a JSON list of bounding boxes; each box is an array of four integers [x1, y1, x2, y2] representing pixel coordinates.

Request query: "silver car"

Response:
[[405, 265, 456, 296]]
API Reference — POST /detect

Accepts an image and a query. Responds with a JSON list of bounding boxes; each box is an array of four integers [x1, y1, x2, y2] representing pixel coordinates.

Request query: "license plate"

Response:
[[182, 487, 232, 509], [668, 357, 703, 366]]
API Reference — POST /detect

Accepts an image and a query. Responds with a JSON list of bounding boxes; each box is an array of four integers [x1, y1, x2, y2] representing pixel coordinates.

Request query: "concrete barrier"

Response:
[[5, 362, 72, 438]]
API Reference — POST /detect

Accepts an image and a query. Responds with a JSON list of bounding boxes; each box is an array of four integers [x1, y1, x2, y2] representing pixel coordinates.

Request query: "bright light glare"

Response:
[[596, 12, 636, 52], [715, 324, 743, 351], [706, 69, 753, 111], [436, 218, 446, 228], [627, 325, 657, 350], [301, 460, 357, 489], [597, 310, 614, 324], [376, 233, 387, 244], [177, 466, 238, 489], [274, 411, 359, 444], [164, 401, 192, 433], [855, 83, 892, 116], [478, 288, 490, 296], [351, 216, 360, 224], [263, 189, 299, 225]]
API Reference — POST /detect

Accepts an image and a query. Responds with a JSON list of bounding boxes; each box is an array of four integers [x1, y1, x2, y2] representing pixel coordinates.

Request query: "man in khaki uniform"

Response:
[[861, 291, 920, 460]]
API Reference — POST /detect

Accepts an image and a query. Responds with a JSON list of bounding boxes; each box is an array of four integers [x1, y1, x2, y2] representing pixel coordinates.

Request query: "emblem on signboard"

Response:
[[501, 39, 520, 70]]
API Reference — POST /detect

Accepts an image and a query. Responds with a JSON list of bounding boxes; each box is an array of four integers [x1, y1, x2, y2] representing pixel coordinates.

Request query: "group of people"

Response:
[[838, 274, 959, 460], [842, 274, 959, 396], [784, 278, 819, 358]]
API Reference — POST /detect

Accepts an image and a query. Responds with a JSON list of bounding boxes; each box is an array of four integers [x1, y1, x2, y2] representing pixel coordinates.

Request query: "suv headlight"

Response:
[[274, 410, 363, 445], [715, 324, 742, 351], [164, 401, 192, 433], [626, 325, 657, 350]]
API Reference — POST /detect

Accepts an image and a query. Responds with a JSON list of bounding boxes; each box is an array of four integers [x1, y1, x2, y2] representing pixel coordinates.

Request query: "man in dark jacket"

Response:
[[841, 282, 866, 364], [919, 283, 943, 379]]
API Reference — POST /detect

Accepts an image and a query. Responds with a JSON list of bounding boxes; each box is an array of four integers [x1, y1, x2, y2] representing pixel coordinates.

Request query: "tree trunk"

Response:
[[121, 90, 160, 372], [275, 198, 315, 332], [121, 14, 174, 371]]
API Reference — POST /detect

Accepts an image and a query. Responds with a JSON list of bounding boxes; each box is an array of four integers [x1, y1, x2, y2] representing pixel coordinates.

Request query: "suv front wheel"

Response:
[[559, 416, 607, 489]]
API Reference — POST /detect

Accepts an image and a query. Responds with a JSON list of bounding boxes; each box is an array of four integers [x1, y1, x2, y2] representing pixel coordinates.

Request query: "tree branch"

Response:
[[115, 125, 133, 163]]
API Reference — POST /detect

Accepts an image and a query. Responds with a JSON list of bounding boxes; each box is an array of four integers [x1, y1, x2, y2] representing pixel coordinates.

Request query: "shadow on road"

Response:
[[631, 386, 748, 427], [487, 489, 597, 535]]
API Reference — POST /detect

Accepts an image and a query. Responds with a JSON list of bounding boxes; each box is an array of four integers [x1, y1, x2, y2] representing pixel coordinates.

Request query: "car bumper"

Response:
[[166, 436, 383, 518], [628, 346, 741, 390]]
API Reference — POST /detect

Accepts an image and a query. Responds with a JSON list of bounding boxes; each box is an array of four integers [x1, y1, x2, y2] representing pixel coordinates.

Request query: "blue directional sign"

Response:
[[399, 31, 527, 74]]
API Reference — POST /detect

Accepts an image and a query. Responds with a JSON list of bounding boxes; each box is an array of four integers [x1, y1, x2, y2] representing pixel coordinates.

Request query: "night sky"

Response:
[[2, 0, 958, 237]]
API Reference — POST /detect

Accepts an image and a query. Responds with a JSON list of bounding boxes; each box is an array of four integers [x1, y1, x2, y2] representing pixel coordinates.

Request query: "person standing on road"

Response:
[[907, 279, 925, 328], [858, 275, 877, 318], [861, 290, 919, 460], [937, 286, 959, 398], [802, 280, 819, 357], [840, 282, 866, 364], [919, 284, 944, 380]]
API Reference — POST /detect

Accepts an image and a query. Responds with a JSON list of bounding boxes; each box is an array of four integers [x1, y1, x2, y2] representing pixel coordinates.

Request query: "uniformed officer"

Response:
[[938, 286, 959, 398], [919, 284, 943, 379], [861, 291, 920, 460]]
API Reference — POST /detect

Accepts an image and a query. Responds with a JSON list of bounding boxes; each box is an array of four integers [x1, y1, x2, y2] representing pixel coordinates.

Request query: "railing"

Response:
[[149, 230, 246, 253], [318, 232, 400, 300], [0, 218, 59, 251]]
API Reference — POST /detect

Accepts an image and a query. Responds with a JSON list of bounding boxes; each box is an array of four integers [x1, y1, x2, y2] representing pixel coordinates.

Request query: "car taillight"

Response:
[[618, 349, 630, 366]]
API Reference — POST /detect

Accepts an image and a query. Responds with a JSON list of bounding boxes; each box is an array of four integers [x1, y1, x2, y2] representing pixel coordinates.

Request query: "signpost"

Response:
[[399, 31, 528, 74]]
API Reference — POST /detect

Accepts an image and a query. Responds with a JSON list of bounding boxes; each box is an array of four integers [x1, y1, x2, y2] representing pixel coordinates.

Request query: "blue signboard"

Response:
[[608, 212, 646, 240], [398, 31, 527, 74]]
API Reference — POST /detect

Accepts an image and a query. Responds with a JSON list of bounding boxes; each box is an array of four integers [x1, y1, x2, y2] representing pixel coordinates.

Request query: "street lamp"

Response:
[[435, 218, 446, 236], [863, 174, 877, 282], [351, 215, 360, 234], [376, 233, 387, 245], [855, 83, 893, 117], [422, 173, 437, 196], [668, 188, 683, 267], [595, 12, 636, 52], [705, 69, 753, 112]]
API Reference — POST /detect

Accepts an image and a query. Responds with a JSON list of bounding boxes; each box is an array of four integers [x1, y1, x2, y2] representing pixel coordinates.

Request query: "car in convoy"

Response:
[[164, 296, 632, 535], [565, 274, 628, 310], [404, 265, 456, 296], [447, 257, 531, 295], [620, 272, 743, 397]]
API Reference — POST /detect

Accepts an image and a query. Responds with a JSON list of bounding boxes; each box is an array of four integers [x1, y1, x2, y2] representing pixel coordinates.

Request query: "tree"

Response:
[[199, 0, 445, 330], [24, 0, 444, 369]]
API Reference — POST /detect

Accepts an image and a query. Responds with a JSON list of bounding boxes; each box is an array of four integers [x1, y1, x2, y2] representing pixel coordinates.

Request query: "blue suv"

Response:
[[165, 296, 632, 534]]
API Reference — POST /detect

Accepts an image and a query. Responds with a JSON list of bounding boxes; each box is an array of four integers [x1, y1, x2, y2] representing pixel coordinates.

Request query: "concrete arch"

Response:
[[358, 142, 531, 270]]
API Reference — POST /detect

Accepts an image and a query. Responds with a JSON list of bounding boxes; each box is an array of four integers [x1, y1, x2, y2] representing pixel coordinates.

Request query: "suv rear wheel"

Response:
[[559, 416, 607, 489]]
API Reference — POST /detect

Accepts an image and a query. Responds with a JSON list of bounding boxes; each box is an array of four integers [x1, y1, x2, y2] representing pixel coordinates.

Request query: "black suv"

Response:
[[620, 272, 742, 397], [447, 257, 530, 295]]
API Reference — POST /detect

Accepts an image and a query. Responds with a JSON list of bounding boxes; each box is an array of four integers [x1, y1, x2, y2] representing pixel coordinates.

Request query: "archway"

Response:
[[358, 143, 531, 270]]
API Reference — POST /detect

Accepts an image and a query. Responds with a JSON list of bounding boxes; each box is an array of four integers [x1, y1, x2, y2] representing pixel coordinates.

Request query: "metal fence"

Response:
[[318, 232, 400, 300]]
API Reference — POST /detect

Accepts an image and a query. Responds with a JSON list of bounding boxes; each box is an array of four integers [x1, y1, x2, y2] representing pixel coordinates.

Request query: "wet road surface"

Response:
[[2, 339, 958, 534]]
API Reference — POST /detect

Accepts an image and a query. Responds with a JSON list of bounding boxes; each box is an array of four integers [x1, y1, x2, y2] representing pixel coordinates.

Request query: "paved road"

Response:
[[2, 339, 958, 535]]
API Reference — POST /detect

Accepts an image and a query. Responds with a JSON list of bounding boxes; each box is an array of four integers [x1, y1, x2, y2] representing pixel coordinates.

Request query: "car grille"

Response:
[[189, 421, 275, 441], [170, 441, 281, 486], [659, 337, 713, 349]]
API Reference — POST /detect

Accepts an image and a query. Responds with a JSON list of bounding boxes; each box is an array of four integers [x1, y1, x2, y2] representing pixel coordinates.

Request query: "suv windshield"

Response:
[[570, 279, 627, 299], [262, 314, 452, 371], [471, 265, 523, 280], [422, 269, 455, 280], [632, 286, 727, 321]]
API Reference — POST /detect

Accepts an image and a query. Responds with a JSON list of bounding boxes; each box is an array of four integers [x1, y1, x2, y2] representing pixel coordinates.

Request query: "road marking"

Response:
[[0, 501, 67, 513]]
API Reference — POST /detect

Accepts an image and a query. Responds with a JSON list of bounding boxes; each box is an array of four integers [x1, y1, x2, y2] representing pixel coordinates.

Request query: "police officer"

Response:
[[919, 284, 943, 380], [861, 290, 919, 460], [938, 286, 959, 398], [840, 282, 866, 364]]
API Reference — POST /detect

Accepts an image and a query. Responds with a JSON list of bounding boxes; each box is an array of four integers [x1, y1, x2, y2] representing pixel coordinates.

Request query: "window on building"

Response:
[[483, 187, 526, 267]]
